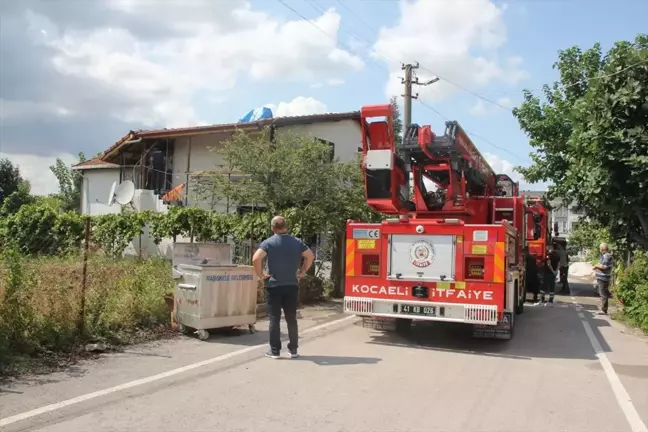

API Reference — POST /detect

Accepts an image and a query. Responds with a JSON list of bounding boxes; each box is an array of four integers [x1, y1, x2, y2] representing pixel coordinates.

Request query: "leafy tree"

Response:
[[0, 181, 36, 216], [513, 34, 648, 248], [0, 158, 25, 206], [201, 127, 380, 239], [390, 95, 403, 147], [50, 152, 86, 213], [568, 220, 613, 260]]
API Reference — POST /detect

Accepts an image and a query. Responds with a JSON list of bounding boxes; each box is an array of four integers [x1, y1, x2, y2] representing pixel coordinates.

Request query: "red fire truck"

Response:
[[343, 103, 548, 339]]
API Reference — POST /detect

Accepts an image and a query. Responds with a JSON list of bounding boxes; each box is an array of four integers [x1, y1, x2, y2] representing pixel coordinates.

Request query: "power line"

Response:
[[276, 0, 386, 75], [335, 0, 381, 35], [275, 0, 523, 162], [513, 57, 648, 96], [417, 100, 527, 163]]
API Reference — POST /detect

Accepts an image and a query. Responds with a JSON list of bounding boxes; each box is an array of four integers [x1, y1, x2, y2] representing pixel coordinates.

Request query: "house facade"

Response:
[[73, 111, 363, 217]]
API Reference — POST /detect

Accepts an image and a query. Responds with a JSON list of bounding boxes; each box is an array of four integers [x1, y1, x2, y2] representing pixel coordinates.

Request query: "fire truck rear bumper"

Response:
[[344, 296, 499, 326]]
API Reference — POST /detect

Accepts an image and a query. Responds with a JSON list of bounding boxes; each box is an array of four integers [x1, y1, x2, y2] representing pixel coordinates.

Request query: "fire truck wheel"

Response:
[[395, 318, 413, 334]]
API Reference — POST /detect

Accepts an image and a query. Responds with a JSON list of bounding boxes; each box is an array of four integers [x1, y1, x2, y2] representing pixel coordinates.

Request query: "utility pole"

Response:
[[401, 62, 440, 129], [401, 62, 419, 130], [399, 63, 440, 202]]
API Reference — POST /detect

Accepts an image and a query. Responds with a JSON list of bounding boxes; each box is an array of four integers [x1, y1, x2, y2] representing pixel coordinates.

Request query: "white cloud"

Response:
[[0, 152, 78, 196], [484, 152, 546, 191], [265, 96, 328, 118], [469, 100, 490, 117], [22, 1, 363, 129], [373, 0, 529, 101]]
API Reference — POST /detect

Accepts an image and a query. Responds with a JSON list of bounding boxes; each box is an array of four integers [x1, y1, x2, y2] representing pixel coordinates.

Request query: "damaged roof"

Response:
[[72, 158, 120, 170], [73, 111, 361, 169]]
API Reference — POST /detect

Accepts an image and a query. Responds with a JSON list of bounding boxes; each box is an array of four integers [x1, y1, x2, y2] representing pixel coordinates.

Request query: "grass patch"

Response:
[[0, 252, 175, 377]]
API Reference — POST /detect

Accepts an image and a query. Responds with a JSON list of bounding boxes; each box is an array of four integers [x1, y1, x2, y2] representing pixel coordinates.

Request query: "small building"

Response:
[[72, 111, 363, 216]]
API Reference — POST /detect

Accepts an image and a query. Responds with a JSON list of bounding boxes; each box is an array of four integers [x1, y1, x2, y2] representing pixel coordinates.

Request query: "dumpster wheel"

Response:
[[196, 329, 210, 341], [248, 324, 256, 334]]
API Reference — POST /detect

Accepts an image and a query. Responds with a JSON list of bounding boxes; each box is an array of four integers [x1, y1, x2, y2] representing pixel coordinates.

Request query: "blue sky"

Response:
[[1, 0, 646, 194]]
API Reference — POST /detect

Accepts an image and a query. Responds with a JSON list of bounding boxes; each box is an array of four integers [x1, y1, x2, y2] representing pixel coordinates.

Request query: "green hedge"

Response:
[[0, 203, 315, 257], [615, 252, 648, 333]]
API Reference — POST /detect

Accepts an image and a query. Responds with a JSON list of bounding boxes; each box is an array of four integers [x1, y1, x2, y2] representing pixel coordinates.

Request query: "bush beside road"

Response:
[[0, 253, 174, 376], [568, 257, 648, 334]]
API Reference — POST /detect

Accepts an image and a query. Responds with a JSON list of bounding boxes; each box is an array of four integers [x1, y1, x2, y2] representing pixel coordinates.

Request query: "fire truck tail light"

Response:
[[361, 254, 380, 276], [465, 257, 485, 280]]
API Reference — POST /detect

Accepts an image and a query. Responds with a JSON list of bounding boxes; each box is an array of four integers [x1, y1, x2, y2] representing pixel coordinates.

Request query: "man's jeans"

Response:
[[597, 279, 612, 313], [265, 285, 299, 354], [559, 265, 569, 292]]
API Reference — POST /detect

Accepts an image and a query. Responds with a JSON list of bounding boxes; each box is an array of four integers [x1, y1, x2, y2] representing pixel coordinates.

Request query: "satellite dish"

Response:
[[107, 181, 117, 206], [114, 180, 135, 205]]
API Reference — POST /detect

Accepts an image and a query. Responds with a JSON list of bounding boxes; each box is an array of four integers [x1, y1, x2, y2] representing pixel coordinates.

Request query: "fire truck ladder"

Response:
[[401, 121, 497, 215]]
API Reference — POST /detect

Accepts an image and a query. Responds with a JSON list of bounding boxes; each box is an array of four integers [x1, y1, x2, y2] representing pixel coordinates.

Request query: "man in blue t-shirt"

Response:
[[252, 216, 314, 359]]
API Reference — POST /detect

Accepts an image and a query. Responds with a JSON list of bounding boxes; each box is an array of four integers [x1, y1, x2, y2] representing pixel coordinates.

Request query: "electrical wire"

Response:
[[418, 100, 528, 162], [334, 3, 648, 109], [275, 0, 527, 161], [510, 57, 648, 96], [276, 0, 387, 75]]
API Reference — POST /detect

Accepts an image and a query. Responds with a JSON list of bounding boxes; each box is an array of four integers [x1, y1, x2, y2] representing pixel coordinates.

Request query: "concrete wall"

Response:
[[80, 168, 121, 216], [170, 120, 361, 211], [550, 199, 587, 239], [274, 119, 361, 164], [172, 132, 230, 212]]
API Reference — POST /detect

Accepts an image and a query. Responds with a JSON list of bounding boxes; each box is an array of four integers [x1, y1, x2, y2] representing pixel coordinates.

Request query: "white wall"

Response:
[[171, 121, 362, 212], [173, 132, 230, 211], [550, 199, 586, 239], [80, 168, 121, 216], [275, 119, 362, 164]]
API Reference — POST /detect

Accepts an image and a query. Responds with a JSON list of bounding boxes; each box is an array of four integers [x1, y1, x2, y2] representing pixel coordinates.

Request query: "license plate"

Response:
[[400, 304, 436, 317]]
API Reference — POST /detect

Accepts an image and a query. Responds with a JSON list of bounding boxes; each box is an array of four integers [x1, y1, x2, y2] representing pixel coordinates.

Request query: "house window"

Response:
[[314, 138, 335, 162], [237, 205, 260, 216]]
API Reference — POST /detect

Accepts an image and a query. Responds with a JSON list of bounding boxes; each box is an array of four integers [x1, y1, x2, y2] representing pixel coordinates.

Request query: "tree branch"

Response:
[[634, 206, 648, 238], [630, 231, 648, 249]]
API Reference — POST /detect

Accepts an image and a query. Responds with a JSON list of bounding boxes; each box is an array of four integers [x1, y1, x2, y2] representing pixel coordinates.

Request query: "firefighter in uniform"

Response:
[[540, 244, 560, 304]]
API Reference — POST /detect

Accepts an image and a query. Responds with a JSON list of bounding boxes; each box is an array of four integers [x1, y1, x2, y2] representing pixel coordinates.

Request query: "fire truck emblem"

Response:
[[409, 239, 435, 268]]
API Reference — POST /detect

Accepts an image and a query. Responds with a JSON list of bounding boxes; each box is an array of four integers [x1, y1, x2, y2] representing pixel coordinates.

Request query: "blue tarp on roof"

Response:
[[238, 106, 273, 123]]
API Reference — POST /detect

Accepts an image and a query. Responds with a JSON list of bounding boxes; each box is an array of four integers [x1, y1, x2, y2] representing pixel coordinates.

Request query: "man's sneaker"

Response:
[[289, 350, 299, 359], [265, 351, 280, 359]]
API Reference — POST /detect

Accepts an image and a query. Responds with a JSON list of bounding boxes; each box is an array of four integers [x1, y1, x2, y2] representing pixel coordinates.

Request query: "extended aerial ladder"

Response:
[[346, 103, 538, 339]]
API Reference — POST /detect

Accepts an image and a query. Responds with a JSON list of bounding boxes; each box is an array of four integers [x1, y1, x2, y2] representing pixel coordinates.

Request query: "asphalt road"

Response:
[[1, 280, 647, 432]]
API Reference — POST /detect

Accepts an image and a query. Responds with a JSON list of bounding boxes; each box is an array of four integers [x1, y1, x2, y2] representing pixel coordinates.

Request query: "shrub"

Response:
[[3, 204, 85, 255], [0, 252, 174, 373], [615, 252, 648, 333]]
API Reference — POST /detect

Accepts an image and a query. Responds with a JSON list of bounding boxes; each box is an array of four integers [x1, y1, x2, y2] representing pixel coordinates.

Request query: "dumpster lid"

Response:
[[177, 263, 241, 270]]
